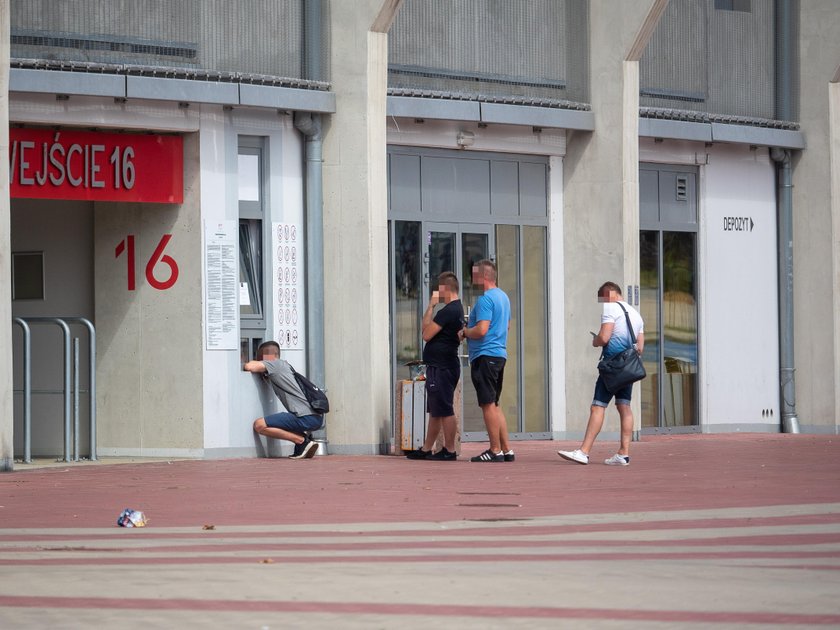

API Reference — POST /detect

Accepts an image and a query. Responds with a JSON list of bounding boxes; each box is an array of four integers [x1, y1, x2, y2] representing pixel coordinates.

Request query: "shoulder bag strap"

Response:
[[616, 302, 637, 347]]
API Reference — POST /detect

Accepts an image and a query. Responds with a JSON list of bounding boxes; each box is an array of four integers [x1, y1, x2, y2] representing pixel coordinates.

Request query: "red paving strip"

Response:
[[3, 511, 840, 542], [0, 595, 838, 625], [2, 549, 839, 566], [1, 434, 839, 528], [7, 532, 839, 554]]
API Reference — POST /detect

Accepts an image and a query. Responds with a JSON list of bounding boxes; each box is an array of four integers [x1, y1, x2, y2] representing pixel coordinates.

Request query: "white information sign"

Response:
[[205, 221, 239, 350], [273, 222, 304, 350]]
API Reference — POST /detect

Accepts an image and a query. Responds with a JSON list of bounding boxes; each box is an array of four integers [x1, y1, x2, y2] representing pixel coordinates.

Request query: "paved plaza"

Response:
[[0, 433, 838, 628]]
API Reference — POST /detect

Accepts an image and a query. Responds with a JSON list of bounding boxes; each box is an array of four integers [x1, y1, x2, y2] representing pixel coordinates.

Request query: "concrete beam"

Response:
[[11, 68, 125, 97], [370, 0, 405, 33]]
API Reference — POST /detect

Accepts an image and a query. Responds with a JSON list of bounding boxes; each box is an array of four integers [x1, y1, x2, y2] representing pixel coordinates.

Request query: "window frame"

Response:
[[238, 136, 268, 359]]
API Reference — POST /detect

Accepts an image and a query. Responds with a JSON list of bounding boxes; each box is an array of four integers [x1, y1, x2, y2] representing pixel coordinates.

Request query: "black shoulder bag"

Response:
[[289, 366, 330, 414], [597, 303, 647, 394]]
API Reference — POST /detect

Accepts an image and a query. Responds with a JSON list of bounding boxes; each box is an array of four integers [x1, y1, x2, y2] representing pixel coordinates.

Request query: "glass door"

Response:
[[389, 219, 549, 441], [639, 229, 699, 429], [424, 223, 494, 435], [639, 164, 699, 431]]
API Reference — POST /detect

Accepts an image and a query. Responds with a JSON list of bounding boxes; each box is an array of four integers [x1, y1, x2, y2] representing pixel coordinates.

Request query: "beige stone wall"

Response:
[[95, 132, 204, 454]]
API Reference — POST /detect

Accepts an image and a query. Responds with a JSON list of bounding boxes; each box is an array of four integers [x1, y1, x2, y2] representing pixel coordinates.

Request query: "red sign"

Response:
[[9, 128, 183, 203]]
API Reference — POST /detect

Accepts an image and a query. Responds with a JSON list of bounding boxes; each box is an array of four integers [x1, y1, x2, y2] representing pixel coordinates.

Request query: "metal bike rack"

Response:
[[12, 317, 96, 463]]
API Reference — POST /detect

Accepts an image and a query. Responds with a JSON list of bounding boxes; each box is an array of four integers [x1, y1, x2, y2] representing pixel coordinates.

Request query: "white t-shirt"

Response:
[[601, 301, 644, 357]]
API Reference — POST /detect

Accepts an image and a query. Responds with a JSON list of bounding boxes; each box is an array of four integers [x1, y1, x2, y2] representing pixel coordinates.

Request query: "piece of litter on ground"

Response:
[[116, 508, 148, 527], [202, 524, 216, 530]]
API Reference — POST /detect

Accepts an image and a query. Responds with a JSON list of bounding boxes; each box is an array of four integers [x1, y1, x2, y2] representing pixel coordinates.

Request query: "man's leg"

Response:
[[497, 404, 510, 453], [480, 403, 503, 453], [441, 415, 458, 452], [421, 416, 443, 452], [579, 404, 607, 455], [616, 403, 633, 456], [253, 418, 305, 445]]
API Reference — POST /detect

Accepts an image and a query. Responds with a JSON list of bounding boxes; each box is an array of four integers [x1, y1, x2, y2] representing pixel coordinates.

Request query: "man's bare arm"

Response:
[[243, 360, 267, 373], [464, 320, 490, 340]]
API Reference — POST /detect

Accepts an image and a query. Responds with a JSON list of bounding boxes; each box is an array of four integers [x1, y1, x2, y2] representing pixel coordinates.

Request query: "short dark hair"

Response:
[[475, 259, 497, 282], [598, 281, 622, 296], [437, 271, 459, 294], [257, 341, 280, 359]]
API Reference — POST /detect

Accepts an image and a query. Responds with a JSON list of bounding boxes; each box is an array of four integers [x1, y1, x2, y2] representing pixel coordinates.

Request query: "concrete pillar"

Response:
[[797, 2, 840, 433], [322, 1, 399, 454], [832, 77, 840, 434], [0, 0, 12, 471], [561, 0, 663, 437]]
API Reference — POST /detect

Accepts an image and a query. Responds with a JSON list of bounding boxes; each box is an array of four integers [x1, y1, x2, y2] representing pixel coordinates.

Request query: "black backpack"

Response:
[[290, 366, 330, 414]]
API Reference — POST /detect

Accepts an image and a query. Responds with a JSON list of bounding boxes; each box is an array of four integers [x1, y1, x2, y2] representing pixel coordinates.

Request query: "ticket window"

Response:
[[238, 138, 266, 362]]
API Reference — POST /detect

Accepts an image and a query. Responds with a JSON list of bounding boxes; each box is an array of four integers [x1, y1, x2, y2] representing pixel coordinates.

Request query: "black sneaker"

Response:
[[406, 448, 431, 460], [503, 450, 515, 462], [429, 448, 457, 461], [290, 435, 318, 459], [470, 449, 504, 462]]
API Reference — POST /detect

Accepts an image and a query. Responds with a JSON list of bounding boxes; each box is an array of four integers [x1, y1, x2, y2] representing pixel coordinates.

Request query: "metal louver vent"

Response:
[[676, 175, 688, 201]]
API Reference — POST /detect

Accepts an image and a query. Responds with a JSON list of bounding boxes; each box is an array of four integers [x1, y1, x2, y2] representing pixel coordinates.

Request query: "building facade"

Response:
[[3, 0, 839, 466]]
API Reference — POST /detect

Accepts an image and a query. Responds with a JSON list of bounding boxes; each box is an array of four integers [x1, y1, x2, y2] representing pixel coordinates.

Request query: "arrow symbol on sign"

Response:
[[750, 218, 754, 231]]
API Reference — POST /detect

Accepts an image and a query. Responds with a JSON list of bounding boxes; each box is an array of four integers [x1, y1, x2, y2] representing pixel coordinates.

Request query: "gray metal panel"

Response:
[[638, 117, 713, 142], [490, 161, 519, 216], [126, 76, 239, 104], [421, 156, 490, 216], [10, 68, 125, 97], [239, 84, 336, 113], [389, 154, 421, 214], [710, 123, 806, 149], [640, 169, 660, 227], [519, 162, 547, 217], [658, 170, 696, 227], [480, 102, 594, 130], [386, 96, 480, 121]]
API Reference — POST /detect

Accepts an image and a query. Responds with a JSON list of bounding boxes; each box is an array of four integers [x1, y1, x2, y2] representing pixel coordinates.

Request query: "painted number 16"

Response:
[[115, 234, 179, 291]]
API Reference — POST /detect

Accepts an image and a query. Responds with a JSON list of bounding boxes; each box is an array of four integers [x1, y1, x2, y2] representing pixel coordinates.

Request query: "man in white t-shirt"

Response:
[[558, 282, 645, 466]]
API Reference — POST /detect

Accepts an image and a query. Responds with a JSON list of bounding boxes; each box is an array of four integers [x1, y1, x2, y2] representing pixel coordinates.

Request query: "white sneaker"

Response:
[[604, 453, 630, 466], [557, 449, 589, 465]]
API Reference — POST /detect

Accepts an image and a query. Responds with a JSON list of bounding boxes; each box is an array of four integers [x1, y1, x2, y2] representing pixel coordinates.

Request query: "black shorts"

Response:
[[425, 365, 459, 417], [470, 355, 506, 406]]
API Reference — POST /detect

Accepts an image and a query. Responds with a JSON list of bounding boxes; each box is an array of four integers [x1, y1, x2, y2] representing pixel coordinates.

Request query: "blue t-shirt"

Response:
[[467, 287, 510, 362]]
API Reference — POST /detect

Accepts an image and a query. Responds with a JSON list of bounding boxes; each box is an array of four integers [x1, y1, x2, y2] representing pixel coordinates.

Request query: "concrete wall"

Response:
[[794, 1, 840, 433], [561, 1, 655, 437], [700, 144, 778, 431], [199, 106, 307, 459], [95, 132, 204, 456], [322, 0, 391, 454]]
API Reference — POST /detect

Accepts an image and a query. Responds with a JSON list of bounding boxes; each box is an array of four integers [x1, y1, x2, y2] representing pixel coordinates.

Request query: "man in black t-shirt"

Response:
[[407, 271, 465, 461]]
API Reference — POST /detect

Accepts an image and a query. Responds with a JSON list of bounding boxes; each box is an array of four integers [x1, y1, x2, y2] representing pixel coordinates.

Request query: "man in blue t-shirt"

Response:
[[463, 259, 513, 463], [406, 271, 464, 461]]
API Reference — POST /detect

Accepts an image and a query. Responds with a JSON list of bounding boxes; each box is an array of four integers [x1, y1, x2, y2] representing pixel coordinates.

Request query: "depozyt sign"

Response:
[[9, 128, 183, 203]]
